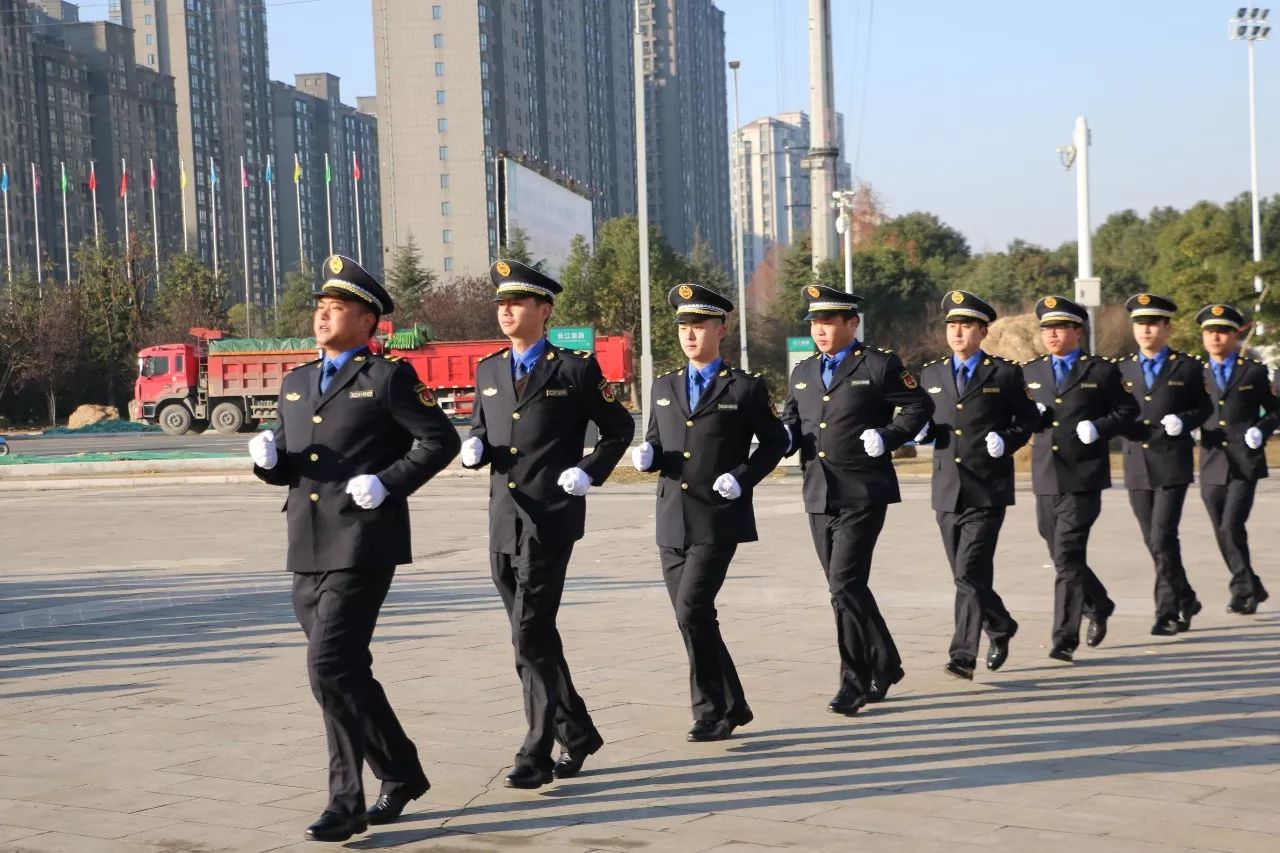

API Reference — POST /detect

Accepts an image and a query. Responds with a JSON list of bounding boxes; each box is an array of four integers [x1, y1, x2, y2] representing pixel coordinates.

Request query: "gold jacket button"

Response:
[[819, 422, 827, 429], [1219, 400, 1225, 406], [954, 429, 963, 436], [1143, 419, 1151, 425], [954, 457, 962, 464], [509, 447, 518, 454], [1142, 443, 1150, 449], [1144, 395, 1152, 401], [309, 453, 319, 462], [686, 420, 694, 427], [1219, 420, 1227, 426], [512, 412, 521, 420], [680, 482, 689, 490], [683, 451, 692, 458], [1052, 421, 1060, 427], [818, 451, 827, 458], [956, 403, 964, 410], [1055, 397, 1063, 404], [309, 492, 319, 502], [1222, 441, 1229, 447], [312, 415, 323, 424], [1051, 445, 1059, 451], [507, 481, 516, 489], [822, 395, 831, 402]]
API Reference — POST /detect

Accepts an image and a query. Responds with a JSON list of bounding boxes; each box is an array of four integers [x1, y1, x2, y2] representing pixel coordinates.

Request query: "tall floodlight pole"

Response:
[[1057, 118, 1101, 352], [635, 0, 653, 432], [807, 0, 839, 271], [1231, 8, 1270, 338], [729, 59, 749, 370]]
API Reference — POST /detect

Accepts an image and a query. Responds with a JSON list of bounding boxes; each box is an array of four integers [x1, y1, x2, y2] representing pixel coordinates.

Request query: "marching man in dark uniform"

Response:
[[1117, 293, 1212, 636], [781, 285, 933, 716], [1196, 303, 1279, 614], [249, 255, 461, 842], [916, 291, 1038, 680], [631, 284, 788, 741], [1023, 296, 1137, 662], [461, 259, 634, 789]]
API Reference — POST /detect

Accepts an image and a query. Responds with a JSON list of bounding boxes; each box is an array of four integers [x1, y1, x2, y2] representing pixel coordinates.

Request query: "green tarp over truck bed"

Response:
[[208, 337, 317, 353]]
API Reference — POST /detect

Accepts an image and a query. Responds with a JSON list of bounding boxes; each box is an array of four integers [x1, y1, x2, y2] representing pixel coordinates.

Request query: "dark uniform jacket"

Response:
[[919, 354, 1039, 512], [782, 346, 933, 512], [1023, 354, 1138, 496], [255, 348, 461, 573], [1117, 350, 1213, 490], [465, 344, 635, 552], [1199, 356, 1280, 485], [640, 365, 788, 547]]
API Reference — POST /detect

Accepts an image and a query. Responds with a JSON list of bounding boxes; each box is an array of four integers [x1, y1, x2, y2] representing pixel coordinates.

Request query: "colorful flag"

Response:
[[59, 162, 67, 193], [241, 159, 248, 189], [119, 162, 128, 198], [0, 164, 8, 193], [32, 166, 39, 193], [210, 161, 218, 186], [179, 157, 187, 190], [264, 157, 273, 185], [88, 162, 97, 192], [149, 159, 156, 190], [352, 154, 362, 181], [324, 153, 331, 184], [292, 154, 301, 184]]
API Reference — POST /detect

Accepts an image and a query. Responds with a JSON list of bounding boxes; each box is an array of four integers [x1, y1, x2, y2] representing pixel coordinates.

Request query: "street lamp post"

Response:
[[1230, 7, 1270, 314], [729, 59, 748, 370], [634, 0, 654, 431]]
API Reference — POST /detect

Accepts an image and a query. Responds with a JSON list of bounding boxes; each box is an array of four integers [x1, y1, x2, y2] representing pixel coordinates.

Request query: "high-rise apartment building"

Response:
[[372, 0, 635, 277], [271, 74, 383, 280], [114, 0, 275, 304], [730, 111, 851, 283], [639, 0, 732, 269]]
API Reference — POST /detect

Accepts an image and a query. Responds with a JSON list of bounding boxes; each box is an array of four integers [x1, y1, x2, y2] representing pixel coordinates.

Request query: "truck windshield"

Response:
[[141, 355, 170, 377]]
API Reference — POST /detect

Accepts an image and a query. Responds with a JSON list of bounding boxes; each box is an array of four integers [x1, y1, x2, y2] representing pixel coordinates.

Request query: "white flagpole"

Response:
[[121, 158, 131, 256], [2, 163, 10, 283], [180, 156, 188, 254], [210, 157, 219, 276], [60, 162, 70, 280], [90, 161, 99, 247], [324, 152, 333, 255], [295, 153, 304, 269], [353, 152, 363, 265], [150, 158, 160, 279], [32, 163, 42, 291], [267, 156, 278, 307], [240, 155, 251, 337]]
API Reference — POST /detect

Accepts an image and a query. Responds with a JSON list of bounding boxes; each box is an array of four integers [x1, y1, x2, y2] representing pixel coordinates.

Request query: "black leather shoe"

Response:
[[552, 751, 589, 779], [504, 765, 553, 789], [304, 810, 368, 842], [1086, 612, 1109, 647], [1150, 618, 1179, 636], [827, 686, 868, 716], [686, 720, 720, 742], [1048, 646, 1074, 663], [1176, 599, 1202, 632], [865, 667, 905, 703], [986, 639, 1010, 671], [367, 778, 430, 825], [726, 707, 754, 728], [1226, 595, 1256, 615], [944, 660, 975, 680], [1255, 583, 1269, 605]]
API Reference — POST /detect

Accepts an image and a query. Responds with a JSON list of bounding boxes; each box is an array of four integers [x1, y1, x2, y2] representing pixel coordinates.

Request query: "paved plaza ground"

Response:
[[2, 470, 1279, 852]]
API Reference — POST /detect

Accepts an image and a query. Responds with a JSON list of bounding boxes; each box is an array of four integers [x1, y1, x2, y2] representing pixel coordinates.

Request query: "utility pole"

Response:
[[1057, 117, 1100, 352], [807, 0, 839, 272], [729, 59, 749, 370]]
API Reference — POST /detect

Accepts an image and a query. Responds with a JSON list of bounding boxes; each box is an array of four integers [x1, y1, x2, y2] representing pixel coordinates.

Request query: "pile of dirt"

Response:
[[985, 314, 1045, 363], [67, 405, 120, 430]]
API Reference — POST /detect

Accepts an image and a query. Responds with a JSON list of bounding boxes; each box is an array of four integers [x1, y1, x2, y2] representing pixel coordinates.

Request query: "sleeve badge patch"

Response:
[[414, 383, 437, 407], [901, 370, 918, 390]]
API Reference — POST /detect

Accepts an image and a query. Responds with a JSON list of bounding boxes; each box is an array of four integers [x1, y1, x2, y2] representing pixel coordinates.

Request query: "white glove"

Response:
[[461, 436, 484, 467], [1076, 420, 1099, 445], [985, 431, 1005, 458], [1036, 402, 1047, 415], [914, 423, 931, 444], [1161, 414, 1183, 437], [345, 474, 388, 510], [861, 428, 885, 458], [713, 473, 742, 500], [1246, 426, 1264, 450], [631, 441, 654, 470], [557, 467, 591, 496], [249, 429, 277, 469]]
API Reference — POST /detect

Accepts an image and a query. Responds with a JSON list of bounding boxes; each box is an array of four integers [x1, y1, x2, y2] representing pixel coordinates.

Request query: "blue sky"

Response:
[[257, 0, 1277, 254]]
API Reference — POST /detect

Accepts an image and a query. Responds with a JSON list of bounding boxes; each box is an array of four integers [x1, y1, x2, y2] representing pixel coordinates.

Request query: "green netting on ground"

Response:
[[43, 421, 162, 435], [0, 450, 238, 465], [208, 337, 317, 353], [385, 324, 434, 350]]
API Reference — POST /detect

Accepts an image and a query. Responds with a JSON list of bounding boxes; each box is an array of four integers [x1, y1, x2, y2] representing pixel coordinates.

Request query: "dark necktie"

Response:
[[1214, 362, 1228, 390], [1142, 357, 1157, 390], [1053, 358, 1069, 392], [515, 359, 529, 381], [319, 361, 338, 394], [822, 357, 837, 390], [690, 371, 707, 410], [955, 364, 970, 394]]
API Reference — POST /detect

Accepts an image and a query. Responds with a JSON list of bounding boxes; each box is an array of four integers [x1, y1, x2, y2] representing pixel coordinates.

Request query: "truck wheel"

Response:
[[210, 402, 245, 435], [158, 404, 193, 436]]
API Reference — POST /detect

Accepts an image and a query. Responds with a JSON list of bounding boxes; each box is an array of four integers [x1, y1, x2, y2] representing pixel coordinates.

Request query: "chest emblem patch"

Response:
[[349, 390, 374, 399], [482, 387, 498, 396], [657, 398, 671, 406], [285, 392, 301, 401]]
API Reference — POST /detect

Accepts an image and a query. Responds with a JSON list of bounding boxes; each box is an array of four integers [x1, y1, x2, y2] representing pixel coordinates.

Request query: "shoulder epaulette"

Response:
[[478, 347, 509, 363], [876, 347, 894, 354], [290, 358, 322, 372], [657, 369, 674, 378], [384, 354, 402, 362], [574, 349, 592, 358]]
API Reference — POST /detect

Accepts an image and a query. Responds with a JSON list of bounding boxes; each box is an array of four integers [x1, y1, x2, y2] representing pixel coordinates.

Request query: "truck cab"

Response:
[[132, 343, 199, 432]]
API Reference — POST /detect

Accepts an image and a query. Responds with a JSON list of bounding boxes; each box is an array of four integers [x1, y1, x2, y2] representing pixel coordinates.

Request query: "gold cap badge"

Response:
[[328, 256, 343, 275], [1043, 296, 1057, 309], [951, 291, 964, 304], [678, 284, 693, 299], [495, 261, 511, 276], [807, 286, 821, 298], [1212, 305, 1224, 316], [1137, 293, 1151, 306]]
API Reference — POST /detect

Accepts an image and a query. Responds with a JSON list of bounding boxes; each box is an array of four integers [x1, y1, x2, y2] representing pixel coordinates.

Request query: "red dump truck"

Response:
[[130, 327, 634, 435]]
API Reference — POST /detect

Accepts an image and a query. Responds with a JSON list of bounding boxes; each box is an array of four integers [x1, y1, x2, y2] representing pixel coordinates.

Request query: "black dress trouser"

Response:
[[1128, 484, 1197, 621], [491, 538, 602, 772], [1035, 492, 1114, 651], [291, 567, 425, 817], [936, 506, 1018, 667], [808, 505, 902, 694], [1201, 478, 1267, 599], [660, 543, 746, 722]]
